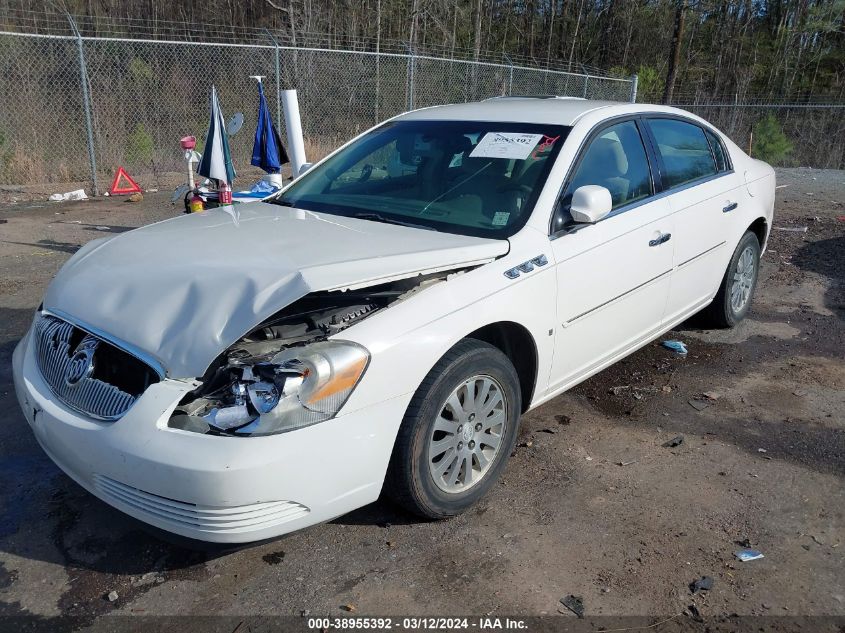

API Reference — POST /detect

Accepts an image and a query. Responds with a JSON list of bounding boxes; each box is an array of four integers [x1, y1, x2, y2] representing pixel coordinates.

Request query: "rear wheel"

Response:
[[385, 339, 521, 518], [701, 231, 760, 328]]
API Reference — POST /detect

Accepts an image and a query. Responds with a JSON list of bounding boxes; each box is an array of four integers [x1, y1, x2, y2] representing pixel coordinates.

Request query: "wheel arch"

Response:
[[464, 321, 538, 413], [748, 216, 769, 251]]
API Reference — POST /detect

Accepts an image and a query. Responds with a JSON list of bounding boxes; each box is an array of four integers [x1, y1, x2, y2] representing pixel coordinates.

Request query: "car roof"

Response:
[[394, 97, 689, 127]]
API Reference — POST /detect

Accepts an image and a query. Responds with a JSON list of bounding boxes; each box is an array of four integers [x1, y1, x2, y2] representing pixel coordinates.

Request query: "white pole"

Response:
[[281, 89, 307, 178]]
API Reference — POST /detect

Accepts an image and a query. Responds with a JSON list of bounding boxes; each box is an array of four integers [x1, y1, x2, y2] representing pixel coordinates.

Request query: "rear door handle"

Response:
[[723, 202, 738, 213], [649, 233, 672, 247]]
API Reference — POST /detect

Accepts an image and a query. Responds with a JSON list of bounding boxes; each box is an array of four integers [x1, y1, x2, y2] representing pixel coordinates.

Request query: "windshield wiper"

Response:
[[351, 212, 436, 231]]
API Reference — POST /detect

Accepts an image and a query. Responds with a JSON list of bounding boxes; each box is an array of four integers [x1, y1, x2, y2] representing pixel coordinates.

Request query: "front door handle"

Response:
[[649, 233, 672, 247], [723, 201, 738, 213]]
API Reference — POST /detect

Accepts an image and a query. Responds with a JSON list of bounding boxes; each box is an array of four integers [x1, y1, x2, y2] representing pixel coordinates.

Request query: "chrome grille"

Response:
[[33, 314, 152, 420]]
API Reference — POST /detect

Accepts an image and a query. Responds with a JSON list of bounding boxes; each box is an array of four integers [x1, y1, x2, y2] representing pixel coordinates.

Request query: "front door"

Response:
[[548, 119, 674, 393]]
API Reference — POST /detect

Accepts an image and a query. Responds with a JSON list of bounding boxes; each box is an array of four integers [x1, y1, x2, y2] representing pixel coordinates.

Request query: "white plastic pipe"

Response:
[[281, 89, 307, 178]]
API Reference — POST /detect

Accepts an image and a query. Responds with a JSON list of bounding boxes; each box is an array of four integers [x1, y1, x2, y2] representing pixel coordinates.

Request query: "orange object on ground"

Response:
[[109, 167, 142, 195]]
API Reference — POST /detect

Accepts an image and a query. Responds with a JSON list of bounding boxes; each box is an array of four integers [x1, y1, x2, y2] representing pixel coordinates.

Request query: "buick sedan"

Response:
[[13, 97, 775, 543]]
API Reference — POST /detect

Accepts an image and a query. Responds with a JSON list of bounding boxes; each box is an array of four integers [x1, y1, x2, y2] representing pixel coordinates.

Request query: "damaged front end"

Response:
[[169, 272, 451, 436]]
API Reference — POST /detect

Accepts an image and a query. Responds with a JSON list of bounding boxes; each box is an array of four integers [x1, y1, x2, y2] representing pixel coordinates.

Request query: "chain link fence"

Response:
[[0, 19, 635, 191]]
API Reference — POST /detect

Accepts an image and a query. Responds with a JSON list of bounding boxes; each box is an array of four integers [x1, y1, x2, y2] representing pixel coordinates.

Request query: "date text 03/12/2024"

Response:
[[306, 617, 529, 630]]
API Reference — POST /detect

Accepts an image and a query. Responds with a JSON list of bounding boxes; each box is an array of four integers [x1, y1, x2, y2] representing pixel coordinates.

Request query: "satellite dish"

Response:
[[227, 112, 244, 136]]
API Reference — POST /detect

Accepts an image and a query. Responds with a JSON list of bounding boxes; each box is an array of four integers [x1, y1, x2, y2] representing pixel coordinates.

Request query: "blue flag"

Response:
[[251, 82, 288, 173]]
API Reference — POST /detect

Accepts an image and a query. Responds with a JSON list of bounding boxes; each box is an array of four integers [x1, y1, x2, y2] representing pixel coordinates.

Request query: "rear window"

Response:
[[648, 118, 717, 188]]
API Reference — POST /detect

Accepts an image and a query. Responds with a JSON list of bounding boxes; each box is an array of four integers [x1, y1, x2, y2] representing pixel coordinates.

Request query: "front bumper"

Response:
[[12, 328, 410, 543]]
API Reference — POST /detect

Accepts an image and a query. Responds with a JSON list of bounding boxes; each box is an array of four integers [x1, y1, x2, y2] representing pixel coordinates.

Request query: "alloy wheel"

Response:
[[428, 375, 508, 493]]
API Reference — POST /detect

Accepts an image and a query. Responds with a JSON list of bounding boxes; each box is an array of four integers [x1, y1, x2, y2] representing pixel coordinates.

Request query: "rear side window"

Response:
[[705, 129, 729, 172], [648, 118, 717, 188]]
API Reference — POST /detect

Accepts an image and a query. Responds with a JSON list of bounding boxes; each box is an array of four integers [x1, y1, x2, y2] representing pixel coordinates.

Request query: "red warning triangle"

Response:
[[109, 167, 142, 195]]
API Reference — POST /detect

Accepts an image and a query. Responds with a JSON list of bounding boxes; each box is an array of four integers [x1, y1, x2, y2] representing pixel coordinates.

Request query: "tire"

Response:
[[701, 231, 761, 328], [385, 339, 522, 519]]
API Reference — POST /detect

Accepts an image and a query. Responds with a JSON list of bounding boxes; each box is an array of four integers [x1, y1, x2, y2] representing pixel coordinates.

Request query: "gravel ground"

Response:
[[0, 168, 842, 631]]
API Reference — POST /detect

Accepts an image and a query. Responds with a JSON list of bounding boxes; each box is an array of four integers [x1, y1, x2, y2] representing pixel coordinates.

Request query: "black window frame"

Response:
[[549, 112, 734, 239]]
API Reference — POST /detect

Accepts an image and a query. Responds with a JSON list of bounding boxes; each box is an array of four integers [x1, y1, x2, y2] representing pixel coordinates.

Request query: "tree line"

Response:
[[5, 0, 845, 103]]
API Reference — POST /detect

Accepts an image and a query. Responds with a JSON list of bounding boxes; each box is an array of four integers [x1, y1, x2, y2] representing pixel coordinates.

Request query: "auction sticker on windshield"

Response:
[[469, 132, 544, 160]]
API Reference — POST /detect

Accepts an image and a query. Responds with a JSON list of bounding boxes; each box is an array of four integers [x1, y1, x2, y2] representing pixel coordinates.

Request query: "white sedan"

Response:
[[12, 98, 774, 543]]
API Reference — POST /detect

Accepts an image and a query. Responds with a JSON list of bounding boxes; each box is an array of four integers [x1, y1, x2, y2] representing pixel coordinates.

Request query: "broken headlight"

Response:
[[173, 341, 369, 436]]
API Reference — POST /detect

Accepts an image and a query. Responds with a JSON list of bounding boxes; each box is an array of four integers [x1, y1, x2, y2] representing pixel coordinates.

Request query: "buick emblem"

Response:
[[65, 337, 98, 387]]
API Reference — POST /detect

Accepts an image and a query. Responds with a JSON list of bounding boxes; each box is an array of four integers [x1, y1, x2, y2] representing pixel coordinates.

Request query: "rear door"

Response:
[[547, 119, 674, 393], [643, 117, 745, 323]]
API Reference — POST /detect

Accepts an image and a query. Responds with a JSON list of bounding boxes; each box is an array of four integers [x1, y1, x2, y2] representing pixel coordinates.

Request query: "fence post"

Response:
[[263, 29, 283, 135], [630, 73, 638, 103], [503, 53, 514, 96], [66, 14, 98, 196], [582, 74, 590, 98], [405, 42, 416, 110]]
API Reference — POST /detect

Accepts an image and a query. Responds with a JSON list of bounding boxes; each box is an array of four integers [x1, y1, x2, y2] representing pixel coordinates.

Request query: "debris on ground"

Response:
[[687, 604, 703, 622], [106, 590, 118, 602], [735, 549, 765, 562], [559, 594, 584, 618], [518, 440, 533, 448], [688, 398, 711, 411], [127, 192, 144, 203], [663, 435, 684, 448], [341, 604, 357, 612], [757, 448, 768, 453], [773, 226, 808, 232], [555, 414, 572, 425], [735, 537, 753, 548], [609, 385, 630, 395], [689, 576, 714, 594], [702, 391, 722, 400], [538, 427, 559, 434], [616, 460, 637, 466], [48, 189, 88, 202], [662, 340, 688, 355]]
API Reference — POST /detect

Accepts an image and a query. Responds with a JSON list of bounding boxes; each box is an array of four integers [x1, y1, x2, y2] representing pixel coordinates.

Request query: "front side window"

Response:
[[648, 118, 718, 188], [554, 120, 653, 231], [274, 120, 569, 238]]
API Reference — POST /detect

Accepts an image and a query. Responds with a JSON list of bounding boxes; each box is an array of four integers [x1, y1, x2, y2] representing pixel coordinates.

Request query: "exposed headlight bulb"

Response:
[[247, 381, 281, 414]]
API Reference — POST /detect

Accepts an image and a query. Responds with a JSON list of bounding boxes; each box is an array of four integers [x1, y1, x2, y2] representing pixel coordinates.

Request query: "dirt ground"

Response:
[[0, 168, 842, 631]]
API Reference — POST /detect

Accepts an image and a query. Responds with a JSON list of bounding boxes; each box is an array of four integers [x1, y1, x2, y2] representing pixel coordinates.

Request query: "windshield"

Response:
[[273, 120, 570, 238]]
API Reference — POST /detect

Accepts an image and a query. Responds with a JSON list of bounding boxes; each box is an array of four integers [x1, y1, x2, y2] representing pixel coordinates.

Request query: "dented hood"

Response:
[[44, 202, 508, 378]]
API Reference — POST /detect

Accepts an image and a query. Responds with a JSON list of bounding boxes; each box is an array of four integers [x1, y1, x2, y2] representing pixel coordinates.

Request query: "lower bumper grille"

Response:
[[92, 474, 310, 533]]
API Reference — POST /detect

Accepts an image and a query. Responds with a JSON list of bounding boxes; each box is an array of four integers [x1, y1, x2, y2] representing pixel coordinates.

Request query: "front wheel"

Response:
[[385, 339, 521, 519], [701, 230, 761, 328]]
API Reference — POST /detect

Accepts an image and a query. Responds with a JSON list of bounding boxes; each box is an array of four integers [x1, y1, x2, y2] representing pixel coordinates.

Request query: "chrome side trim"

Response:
[[563, 269, 672, 326], [42, 307, 166, 378], [677, 241, 726, 268]]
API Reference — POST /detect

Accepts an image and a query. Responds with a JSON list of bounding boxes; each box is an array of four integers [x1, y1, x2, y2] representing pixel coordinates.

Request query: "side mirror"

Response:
[[570, 185, 612, 223], [298, 162, 313, 177]]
